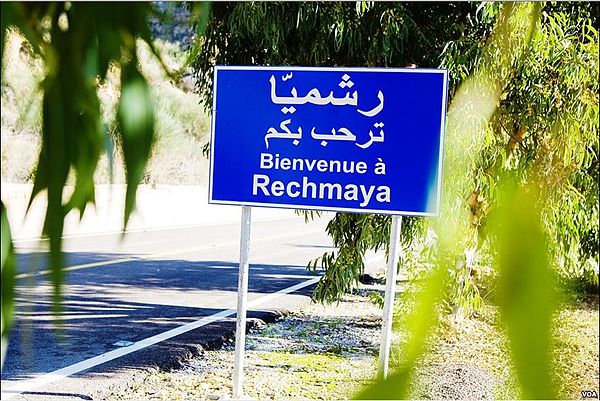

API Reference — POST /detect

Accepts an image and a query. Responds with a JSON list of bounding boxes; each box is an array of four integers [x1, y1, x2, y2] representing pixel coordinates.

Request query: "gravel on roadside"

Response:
[[108, 290, 383, 400], [107, 280, 517, 401]]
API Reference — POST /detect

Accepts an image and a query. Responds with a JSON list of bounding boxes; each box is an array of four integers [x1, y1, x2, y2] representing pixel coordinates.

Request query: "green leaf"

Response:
[[41, 78, 68, 314], [1, 202, 16, 367], [117, 59, 155, 228], [96, 24, 121, 80], [64, 81, 103, 216], [180, 2, 212, 73], [492, 178, 558, 399]]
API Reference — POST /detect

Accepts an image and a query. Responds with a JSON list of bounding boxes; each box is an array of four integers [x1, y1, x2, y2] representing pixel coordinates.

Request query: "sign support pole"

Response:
[[233, 205, 252, 399], [378, 215, 402, 378]]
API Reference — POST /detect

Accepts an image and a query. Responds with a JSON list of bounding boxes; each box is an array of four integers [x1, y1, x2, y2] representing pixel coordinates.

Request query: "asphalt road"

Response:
[[0, 212, 351, 400]]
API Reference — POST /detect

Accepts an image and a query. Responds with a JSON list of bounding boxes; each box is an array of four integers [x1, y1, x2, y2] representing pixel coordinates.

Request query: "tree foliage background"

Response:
[[192, 2, 598, 398], [193, 1, 598, 304]]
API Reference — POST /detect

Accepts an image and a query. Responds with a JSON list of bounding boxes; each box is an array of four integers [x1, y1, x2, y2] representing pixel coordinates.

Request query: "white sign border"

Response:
[[208, 65, 449, 217]]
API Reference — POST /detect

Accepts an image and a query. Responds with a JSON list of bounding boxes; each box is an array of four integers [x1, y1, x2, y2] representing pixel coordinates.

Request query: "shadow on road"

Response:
[[3, 251, 319, 381]]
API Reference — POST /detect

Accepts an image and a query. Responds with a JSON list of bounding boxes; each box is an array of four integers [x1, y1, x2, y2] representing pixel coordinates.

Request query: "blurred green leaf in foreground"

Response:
[[357, 3, 568, 399], [0, 2, 209, 366], [493, 177, 558, 399]]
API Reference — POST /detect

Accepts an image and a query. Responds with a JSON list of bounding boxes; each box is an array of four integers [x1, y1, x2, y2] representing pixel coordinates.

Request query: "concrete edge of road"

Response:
[[10, 213, 304, 244], [3, 183, 315, 242]]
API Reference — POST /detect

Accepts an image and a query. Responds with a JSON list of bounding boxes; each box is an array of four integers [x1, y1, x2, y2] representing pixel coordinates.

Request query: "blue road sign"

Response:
[[209, 66, 448, 216]]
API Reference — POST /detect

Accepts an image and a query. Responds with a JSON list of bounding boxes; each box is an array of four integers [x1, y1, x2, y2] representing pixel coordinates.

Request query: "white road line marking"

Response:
[[15, 228, 326, 279], [0, 276, 320, 400]]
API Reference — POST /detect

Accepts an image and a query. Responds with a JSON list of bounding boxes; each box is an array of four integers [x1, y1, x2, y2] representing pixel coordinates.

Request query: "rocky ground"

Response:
[[108, 288, 382, 400], [107, 279, 506, 401]]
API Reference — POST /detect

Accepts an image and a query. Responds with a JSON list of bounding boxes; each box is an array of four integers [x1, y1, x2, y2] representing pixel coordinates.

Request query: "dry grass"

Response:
[[553, 296, 600, 399], [1, 30, 210, 186], [411, 295, 599, 399]]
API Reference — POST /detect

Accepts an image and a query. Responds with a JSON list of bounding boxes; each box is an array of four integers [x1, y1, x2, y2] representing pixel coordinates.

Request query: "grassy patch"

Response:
[[416, 307, 520, 399], [553, 295, 599, 399], [108, 293, 380, 401], [250, 351, 375, 400]]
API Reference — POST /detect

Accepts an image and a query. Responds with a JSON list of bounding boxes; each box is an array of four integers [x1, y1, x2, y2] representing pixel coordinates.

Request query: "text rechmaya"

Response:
[[254, 153, 390, 208]]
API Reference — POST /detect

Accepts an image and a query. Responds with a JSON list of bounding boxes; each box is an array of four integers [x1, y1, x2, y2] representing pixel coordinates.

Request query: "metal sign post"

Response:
[[378, 215, 402, 378], [232, 205, 252, 399]]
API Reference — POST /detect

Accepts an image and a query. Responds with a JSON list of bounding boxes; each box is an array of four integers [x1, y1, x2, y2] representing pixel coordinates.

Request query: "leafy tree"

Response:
[[194, 1, 598, 307], [442, 2, 599, 296], [193, 1, 489, 303], [195, 2, 488, 106]]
